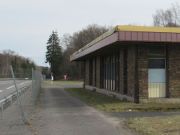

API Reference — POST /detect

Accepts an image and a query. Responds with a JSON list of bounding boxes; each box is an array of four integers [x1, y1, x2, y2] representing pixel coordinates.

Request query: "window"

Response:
[[149, 58, 165, 69], [102, 54, 120, 91]]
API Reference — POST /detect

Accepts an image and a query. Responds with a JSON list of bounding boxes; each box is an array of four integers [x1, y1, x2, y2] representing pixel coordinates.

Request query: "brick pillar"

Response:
[[92, 57, 96, 86], [127, 45, 136, 97], [96, 56, 101, 88], [138, 46, 148, 98], [169, 45, 180, 98], [119, 49, 124, 94], [85, 60, 90, 85]]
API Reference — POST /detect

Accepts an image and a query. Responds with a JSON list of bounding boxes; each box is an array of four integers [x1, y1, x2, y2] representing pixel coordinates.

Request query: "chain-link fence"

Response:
[[32, 69, 42, 104], [0, 66, 42, 134]]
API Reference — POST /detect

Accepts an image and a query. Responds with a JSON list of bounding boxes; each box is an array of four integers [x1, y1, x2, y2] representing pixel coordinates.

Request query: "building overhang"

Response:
[[70, 25, 180, 61]]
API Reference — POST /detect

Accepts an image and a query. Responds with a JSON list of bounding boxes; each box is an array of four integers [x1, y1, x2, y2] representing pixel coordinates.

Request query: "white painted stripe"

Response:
[[6, 85, 15, 89], [0, 90, 3, 92]]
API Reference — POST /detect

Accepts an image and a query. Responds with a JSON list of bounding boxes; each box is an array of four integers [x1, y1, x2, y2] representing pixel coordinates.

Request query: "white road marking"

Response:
[[4, 81, 29, 90], [0, 90, 3, 92], [6, 85, 15, 89]]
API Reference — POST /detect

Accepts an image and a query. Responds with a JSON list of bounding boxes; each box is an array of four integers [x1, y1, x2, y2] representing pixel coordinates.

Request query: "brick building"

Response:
[[70, 25, 180, 103]]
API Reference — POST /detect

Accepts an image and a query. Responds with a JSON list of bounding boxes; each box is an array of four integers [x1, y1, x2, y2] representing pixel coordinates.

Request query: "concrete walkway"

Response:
[[31, 87, 134, 135], [0, 88, 34, 135]]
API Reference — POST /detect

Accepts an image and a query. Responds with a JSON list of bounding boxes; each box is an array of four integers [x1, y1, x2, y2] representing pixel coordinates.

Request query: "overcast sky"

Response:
[[0, 0, 178, 66]]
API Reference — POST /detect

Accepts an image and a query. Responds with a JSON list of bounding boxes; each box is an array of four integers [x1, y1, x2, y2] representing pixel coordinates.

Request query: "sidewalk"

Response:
[[0, 89, 34, 135], [30, 84, 134, 135], [0, 82, 135, 135]]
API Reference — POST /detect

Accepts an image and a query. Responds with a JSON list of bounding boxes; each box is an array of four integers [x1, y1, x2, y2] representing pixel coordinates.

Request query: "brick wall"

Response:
[[137, 45, 180, 99], [119, 49, 124, 94], [169, 45, 180, 97], [127, 45, 136, 97], [138, 46, 148, 98], [92, 58, 96, 86], [85, 60, 90, 85], [96, 56, 101, 88], [84, 44, 180, 100]]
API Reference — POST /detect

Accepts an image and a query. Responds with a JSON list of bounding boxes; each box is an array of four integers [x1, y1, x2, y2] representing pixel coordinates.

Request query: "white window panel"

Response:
[[148, 69, 166, 83]]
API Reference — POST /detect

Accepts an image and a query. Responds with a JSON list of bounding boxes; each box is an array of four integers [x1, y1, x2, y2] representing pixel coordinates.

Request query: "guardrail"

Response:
[[0, 85, 31, 119]]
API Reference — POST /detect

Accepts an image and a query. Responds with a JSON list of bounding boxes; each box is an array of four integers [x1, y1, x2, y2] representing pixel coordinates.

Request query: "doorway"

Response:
[[148, 58, 166, 98]]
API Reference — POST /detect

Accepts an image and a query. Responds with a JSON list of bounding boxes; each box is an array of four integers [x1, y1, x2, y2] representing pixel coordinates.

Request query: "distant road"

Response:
[[0, 79, 31, 100]]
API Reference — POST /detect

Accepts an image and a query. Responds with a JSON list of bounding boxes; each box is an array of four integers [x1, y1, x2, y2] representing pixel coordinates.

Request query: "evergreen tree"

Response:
[[46, 31, 63, 80]]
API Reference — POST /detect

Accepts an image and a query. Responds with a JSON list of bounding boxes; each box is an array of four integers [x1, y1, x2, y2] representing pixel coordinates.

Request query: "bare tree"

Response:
[[153, 3, 180, 27], [61, 24, 109, 80], [0, 50, 35, 78]]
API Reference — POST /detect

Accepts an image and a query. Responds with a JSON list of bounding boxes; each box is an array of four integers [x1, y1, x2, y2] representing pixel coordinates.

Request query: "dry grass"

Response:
[[43, 80, 83, 85], [42, 80, 83, 88], [65, 88, 180, 135], [127, 115, 180, 135], [65, 88, 180, 112]]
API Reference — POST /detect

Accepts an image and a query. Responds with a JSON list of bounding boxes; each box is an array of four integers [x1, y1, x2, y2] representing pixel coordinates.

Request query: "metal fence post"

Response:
[[1, 103, 3, 119], [10, 66, 29, 125], [32, 68, 34, 98]]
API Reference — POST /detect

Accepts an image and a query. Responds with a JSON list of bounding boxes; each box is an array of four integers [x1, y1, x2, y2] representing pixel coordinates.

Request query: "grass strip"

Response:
[[127, 115, 180, 135], [65, 88, 180, 112]]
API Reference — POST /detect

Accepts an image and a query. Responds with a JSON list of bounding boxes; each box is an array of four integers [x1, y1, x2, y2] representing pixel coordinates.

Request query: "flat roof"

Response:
[[115, 25, 180, 33], [71, 25, 180, 61]]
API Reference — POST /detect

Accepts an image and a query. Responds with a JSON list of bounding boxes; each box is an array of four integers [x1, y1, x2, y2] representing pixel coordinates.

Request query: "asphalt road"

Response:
[[0, 79, 31, 100]]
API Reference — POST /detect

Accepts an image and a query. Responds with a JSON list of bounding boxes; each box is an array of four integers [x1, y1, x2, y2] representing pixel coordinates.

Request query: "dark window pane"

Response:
[[149, 59, 165, 69]]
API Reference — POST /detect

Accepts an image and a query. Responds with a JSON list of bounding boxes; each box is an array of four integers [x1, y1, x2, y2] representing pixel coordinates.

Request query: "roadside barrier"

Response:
[[0, 66, 42, 125], [0, 85, 30, 119]]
